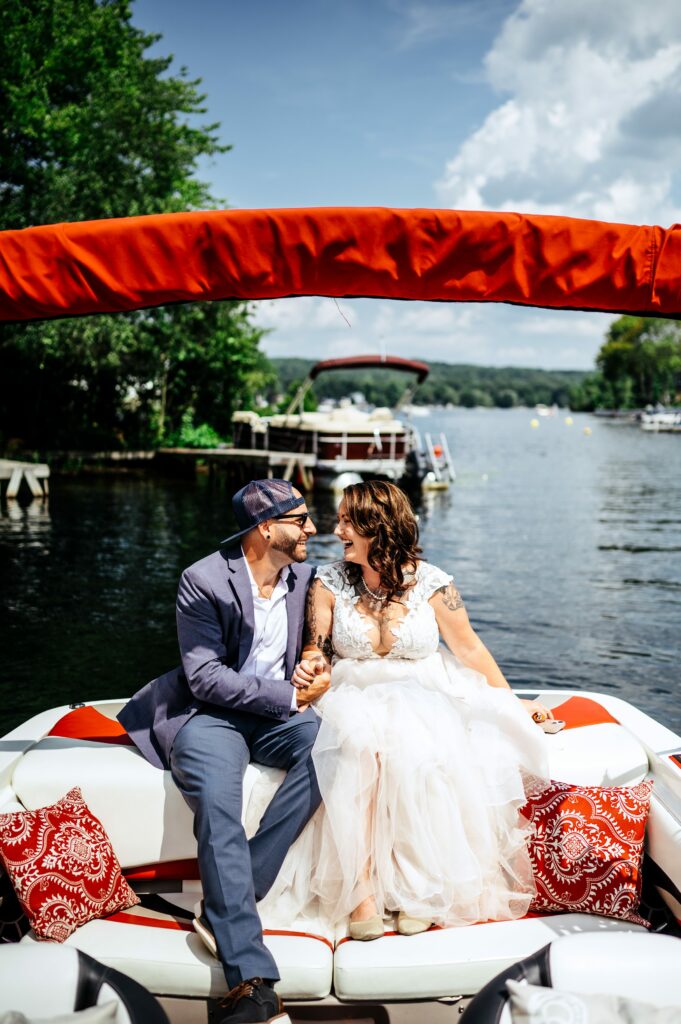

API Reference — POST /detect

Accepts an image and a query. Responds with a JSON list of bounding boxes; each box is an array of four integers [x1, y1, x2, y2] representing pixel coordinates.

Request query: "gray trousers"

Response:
[[170, 705, 321, 987]]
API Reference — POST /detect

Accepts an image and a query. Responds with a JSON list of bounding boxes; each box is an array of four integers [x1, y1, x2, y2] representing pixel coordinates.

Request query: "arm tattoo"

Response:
[[303, 579, 334, 659], [438, 582, 465, 612], [318, 634, 335, 662]]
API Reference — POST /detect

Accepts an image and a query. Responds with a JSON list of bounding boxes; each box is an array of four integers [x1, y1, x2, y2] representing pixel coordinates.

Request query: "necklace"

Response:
[[354, 568, 417, 607], [357, 575, 389, 604]]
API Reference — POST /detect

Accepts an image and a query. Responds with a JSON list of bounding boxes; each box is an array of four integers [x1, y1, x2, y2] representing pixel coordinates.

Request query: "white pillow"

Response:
[[0, 1003, 118, 1024], [506, 980, 681, 1023]]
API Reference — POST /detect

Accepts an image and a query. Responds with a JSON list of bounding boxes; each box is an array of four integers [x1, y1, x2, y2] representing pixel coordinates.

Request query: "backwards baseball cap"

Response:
[[220, 478, 305, 546]]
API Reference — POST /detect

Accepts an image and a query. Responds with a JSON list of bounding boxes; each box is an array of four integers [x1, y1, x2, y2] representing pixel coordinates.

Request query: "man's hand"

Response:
[[295, 659, 331, 709], [292, 658, 321, 689]]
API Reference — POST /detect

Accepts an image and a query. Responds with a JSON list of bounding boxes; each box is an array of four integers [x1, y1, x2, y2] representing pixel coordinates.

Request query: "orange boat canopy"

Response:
[[0, 206, 680, 323]]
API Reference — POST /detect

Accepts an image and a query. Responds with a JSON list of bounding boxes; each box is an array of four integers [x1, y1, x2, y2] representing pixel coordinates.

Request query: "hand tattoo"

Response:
[[438, 582, 464, 612]]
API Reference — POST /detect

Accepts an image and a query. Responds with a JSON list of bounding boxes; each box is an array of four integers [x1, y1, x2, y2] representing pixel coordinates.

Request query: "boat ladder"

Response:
[[423, 432, 456, 488]]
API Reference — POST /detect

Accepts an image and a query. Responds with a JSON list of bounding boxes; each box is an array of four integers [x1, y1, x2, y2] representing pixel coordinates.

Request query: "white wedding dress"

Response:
[[259, 560, 549, 929]]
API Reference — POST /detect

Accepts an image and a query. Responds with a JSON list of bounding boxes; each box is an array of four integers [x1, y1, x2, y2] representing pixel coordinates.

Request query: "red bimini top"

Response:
[[0, 206, 679, 322], [309, 356, 430, 383]]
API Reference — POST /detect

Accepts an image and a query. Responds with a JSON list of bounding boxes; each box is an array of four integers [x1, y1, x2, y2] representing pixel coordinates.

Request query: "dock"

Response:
[[0, 459, 50, 498], [156, 447, 318, 489]]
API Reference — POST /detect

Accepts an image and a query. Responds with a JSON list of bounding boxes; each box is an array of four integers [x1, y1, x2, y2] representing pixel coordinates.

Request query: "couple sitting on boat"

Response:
[[119, 477, 553, 1024]]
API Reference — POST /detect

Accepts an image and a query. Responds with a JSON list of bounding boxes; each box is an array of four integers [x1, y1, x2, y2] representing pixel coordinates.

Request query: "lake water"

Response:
[[1, 408, 680, 736]]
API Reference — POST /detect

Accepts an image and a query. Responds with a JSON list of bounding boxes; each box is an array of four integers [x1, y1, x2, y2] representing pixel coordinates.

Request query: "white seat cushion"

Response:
[[19, 893, 334, 1001], [546, 723, 648, 786], [1, 944, 82, 1014], [332, 914, 648, 1000], [11, 738, 284, 869], [548, 931, 681, 1006]]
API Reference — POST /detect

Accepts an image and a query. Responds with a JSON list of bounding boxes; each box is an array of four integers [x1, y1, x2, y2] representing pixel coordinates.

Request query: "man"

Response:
[[118, 479, 328, 1024]]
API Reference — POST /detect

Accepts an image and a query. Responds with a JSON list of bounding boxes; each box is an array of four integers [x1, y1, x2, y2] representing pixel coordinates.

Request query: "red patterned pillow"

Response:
[[0, 787, 139, 941], [521, 779, 653, 925]]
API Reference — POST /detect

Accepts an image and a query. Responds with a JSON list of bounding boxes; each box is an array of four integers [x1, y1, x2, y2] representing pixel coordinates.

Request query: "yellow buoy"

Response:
[[530, 418, 539, 428], [583, 426, 592, 435], [564, 416, 573, 426]]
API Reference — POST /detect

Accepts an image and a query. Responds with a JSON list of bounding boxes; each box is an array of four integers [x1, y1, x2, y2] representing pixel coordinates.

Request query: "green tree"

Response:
[[276, 379, 319, 415], [494, 388, 518, 408], [596, 316, 681, 408], [0, 0, 267, 450], [459, 387, 493, 408], [568, 373, 610, 412], [0, 0, 224, 226]]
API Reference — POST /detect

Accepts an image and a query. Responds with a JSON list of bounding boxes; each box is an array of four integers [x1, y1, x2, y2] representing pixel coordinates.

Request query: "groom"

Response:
[[118, 479, 328, 1024]]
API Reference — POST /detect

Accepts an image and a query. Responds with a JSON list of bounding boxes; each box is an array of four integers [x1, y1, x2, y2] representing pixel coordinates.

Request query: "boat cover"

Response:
[[1, 207, 680, 323]]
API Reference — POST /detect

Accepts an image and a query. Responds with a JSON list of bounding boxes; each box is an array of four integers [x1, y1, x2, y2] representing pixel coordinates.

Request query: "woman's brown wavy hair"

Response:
[[341, 480, 422, 599]]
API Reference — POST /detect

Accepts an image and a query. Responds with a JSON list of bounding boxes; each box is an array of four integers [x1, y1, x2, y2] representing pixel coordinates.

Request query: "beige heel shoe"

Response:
[[397, 911, 432, 936], [349, 914, 385, 941]]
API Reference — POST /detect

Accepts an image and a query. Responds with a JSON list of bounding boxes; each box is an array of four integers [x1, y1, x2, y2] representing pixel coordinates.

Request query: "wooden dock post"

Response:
[[0, 460, 50, 499]]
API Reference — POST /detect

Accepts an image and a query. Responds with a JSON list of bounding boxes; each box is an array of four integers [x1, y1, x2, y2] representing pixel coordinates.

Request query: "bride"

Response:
[[265, 480, 551, 940]]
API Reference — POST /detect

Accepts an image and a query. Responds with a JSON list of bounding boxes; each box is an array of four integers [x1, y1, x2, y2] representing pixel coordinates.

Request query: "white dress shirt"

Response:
[[240, 553, 298, 712]]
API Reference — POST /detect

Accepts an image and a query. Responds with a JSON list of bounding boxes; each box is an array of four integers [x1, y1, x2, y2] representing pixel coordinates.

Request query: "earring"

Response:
[[266, 533, 271, 539]]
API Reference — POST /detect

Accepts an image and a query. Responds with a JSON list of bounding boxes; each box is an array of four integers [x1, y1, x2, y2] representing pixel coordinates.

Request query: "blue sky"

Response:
[[133, 0, 681, 370]]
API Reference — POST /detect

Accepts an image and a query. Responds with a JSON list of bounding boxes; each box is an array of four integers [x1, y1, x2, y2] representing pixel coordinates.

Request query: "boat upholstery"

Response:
[[331, 915, 643, 1001], [9, 700, 649, 869], [461, 931, 681, 1022], [19, 894, 335, 1001], [2, 697, 658, 1001], [0, 943, 168, 1023]]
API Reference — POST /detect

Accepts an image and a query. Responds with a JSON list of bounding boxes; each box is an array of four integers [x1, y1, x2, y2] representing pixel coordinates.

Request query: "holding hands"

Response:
[[293, 657, 331, 710]]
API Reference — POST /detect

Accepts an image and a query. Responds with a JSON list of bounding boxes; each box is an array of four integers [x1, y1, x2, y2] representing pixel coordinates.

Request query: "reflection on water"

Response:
[[1, 499, 52, 546], [1, 409, 680, 736]]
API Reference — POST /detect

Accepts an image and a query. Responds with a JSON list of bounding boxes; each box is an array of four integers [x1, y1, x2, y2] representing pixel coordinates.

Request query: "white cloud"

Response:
[[256, 297, 356, 332], [257, 2, 663, 372], [393, 0, 507, 50], [437, 0, 681, 225], [255, 297, 610, 370]]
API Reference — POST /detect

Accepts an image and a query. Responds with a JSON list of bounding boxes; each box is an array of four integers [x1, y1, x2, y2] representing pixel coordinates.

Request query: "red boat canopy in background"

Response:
[[0, 206, 680, 323], [309, 356, 429, 383]]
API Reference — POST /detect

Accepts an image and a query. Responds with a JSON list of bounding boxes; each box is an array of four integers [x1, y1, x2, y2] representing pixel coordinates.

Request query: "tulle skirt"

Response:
[[258, 650, 549, 928]]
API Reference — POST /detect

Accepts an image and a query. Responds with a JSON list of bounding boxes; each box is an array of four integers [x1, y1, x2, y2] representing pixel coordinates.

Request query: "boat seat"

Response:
[[19, 893, 335, 1002], [16, 899, 647, 1004], [4, 697, 654, 1002], [10, 704, 287, 868], [331, 914, 647, 1001], [0, 943, 169, 1023], [460, 930, 681, 1022], [9, 696, 649, 871]]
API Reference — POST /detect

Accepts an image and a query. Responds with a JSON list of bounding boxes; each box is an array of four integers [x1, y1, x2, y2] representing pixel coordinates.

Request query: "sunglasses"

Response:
[[274, 512, 312, 528]]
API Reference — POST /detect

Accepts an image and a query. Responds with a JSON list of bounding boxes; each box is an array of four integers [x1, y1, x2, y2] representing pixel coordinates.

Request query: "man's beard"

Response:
[[270, 533, 308, 562]]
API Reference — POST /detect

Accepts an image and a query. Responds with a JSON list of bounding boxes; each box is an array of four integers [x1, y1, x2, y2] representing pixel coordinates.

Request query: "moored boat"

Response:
[[640, 408, 681, 432], [232, 355, 455, 491]]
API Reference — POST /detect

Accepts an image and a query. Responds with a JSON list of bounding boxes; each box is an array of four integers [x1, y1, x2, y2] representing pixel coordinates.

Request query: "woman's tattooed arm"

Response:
[[437, 582, 465, 612], [303, 578, 335, 662]]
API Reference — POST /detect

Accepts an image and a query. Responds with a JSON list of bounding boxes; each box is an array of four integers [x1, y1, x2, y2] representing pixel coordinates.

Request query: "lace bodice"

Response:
[[315, 560, 452, 661]]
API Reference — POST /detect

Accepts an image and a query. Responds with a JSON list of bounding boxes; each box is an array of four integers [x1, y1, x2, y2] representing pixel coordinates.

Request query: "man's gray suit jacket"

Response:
[[118, 544, 315, 770]]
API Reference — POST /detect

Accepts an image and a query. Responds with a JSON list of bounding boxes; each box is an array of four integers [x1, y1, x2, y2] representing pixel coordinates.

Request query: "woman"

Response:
[[265, 480, 552, 939]]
